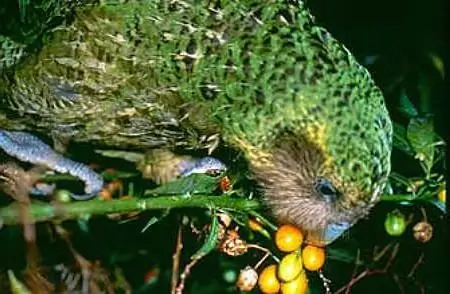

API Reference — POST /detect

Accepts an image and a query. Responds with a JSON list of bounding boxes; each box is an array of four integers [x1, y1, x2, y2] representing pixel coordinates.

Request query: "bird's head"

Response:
[[249, 118, 392, 246]]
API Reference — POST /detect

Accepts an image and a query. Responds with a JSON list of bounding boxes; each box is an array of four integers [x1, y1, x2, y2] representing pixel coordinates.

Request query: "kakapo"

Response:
[[0, 0, 392, 245]]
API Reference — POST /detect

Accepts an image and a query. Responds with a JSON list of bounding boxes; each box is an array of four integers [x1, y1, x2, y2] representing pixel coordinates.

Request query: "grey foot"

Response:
[[0, 130, 103, 200], [94, 148, 226, 185], [177, 156, 227, 177]]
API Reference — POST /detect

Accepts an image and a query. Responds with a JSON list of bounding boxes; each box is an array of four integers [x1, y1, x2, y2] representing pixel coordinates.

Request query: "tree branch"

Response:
[[0, 196, 261, 226]]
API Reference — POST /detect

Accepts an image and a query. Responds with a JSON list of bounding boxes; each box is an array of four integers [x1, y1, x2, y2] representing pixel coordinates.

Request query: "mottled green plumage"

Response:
[[0, 0, 88, 71], [0, 0, 392, 244]]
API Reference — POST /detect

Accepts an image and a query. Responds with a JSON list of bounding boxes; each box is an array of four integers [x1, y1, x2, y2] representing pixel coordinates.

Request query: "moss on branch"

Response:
[[0, 195, 261, 226]]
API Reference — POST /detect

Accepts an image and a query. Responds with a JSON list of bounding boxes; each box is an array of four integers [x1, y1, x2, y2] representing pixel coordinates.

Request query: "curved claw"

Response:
[[177, 156, 227, 177], [0, 130, 103, 200]]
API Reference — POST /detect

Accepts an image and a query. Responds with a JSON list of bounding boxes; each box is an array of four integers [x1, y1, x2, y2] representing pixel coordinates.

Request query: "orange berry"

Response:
[[248, 218, 264, 232], [275, 225, 304, 252], [98, 189, 112, 200], [302, 245, 325, 271], [280, 270, 308, 294], [107, 179, 123, 192], [219, 176, 232, 192], [258, 265, 280, 294], [248, 218, 271, 239]]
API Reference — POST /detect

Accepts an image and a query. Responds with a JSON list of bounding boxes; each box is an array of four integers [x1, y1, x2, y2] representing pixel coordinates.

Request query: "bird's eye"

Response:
[[314, 177, 339, 203]]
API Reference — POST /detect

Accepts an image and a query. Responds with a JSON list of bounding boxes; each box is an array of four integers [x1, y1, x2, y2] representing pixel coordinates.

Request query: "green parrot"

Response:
[[0, 0, 392, 245]]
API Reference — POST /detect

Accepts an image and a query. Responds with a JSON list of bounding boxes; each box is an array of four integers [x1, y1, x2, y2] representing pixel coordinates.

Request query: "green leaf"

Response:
[[429, 199, 446, 214], [327, 247, 364, 265], [191, 209, 220, 260], [18, 0, 29, 22], [418, 73, 432, 113], [428, 52, 445, 79], [406, 117, 436, 174], [8, 270, 31, 294], [140, 209, 171, 232], [398, 92, 418, 118], [392, 122, 414, 155], [144, 174, 219, 197]]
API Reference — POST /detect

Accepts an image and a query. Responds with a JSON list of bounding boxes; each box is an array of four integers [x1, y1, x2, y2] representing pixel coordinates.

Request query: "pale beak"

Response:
[[306, 221, 352, 246]]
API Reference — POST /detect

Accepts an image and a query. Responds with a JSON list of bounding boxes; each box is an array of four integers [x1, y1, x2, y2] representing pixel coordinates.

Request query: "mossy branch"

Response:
[[0, 196, 261, 226], [0, 192, 425, 227]]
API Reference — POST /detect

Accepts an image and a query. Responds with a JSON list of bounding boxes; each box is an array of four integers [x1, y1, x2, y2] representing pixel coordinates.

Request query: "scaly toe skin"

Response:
[[138, 149, 227, 184], [0, 130, 103, 200], [178, 157, 227, 177]]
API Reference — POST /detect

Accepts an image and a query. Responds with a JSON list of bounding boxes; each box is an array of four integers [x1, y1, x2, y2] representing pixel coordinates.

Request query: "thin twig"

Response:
[[337, 243, 400, 294], [344, 249, 361, 294], [412, 278, 425, 294], [420, 207, 428, 223], [247, 244, 270, 253], [247, 244, 280, 263], [339, 269, 370, 294], [408, 252, 424, 278], [171, 225, 183, 294], [175, 257, 202, 294], [392, 273, 405, 294], [373, 242, 394, 262], [382, 243, 399, 272], [253, 252, 270, 270]]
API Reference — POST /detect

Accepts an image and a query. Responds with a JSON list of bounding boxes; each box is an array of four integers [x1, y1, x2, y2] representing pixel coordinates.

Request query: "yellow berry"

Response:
[[438, 188, 446, 203], [278, 252, 303, 282], [281, 270, 308, 294]]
